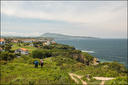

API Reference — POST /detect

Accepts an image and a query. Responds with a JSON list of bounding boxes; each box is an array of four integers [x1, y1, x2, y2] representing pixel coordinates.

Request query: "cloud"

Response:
[[1, 1, 126, 24], [1, 1, 127, 38], [1, 32, 42, 37]]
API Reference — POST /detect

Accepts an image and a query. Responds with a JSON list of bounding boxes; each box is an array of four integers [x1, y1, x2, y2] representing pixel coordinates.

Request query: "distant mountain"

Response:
[[39, 33, 98, 39]]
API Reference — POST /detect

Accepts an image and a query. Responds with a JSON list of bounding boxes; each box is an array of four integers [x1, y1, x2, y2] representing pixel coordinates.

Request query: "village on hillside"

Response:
[[0, 37, 56, 55]]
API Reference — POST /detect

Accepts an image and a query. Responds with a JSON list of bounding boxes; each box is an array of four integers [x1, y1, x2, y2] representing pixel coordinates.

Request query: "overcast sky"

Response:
[[1, 1, 127, 38]]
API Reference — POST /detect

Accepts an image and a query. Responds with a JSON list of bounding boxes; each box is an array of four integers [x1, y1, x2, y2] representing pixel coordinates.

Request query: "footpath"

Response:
[[68, 73, 115, 85], [68, 73, 87, 85]]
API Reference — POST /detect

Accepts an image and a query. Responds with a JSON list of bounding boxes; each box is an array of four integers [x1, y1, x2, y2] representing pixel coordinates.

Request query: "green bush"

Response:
[[81, 76, 88, 81], [0, 51, 8, 61], [31, 49, 52, 59], [82, 52, 94, 62], [29, 81, 35, 85], [90, 78, 96, 82], [0, 52, 15, 61], [0, 60, 7, 65], [27, 58, 35, 64], [8, 53, 15, 61], [21, 55, 31, 61], [105, 76, 128, 85], [89, 74, 92, 78]]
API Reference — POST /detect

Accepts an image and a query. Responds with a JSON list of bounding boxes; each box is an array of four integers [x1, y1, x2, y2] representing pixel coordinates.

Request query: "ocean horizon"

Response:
[[55, 38, 127, 68]]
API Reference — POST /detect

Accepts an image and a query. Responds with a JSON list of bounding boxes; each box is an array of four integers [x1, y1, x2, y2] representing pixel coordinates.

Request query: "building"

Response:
[[0, 38, 5, 45], [43, 41, 51, 45], [13, 40, 18, 43], [52, 42, 57, 44], [15, 48, 29, 55], [29, 43, 34, 46], [20, 39, 36, 43]]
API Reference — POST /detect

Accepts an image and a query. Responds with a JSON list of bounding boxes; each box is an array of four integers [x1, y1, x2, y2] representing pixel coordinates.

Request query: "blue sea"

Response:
[[55, 39, 127, 68]]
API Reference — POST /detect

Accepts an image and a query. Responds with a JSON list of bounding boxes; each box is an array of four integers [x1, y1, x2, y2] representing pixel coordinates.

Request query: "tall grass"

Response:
[[1, 57, 77, 84]]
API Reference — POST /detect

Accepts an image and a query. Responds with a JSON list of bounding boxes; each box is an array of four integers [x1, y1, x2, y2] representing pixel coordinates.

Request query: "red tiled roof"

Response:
[[14, 40, 18, 42], [20, 48, 29, 51], [0, 38, 5, 41], [52, 42, 56, 43], [20, 39, 36, 41], [0, 47, 2, 50]]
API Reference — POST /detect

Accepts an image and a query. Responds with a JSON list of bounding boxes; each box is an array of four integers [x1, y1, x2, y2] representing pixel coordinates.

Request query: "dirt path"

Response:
[[93, 77, 115, 85], [69, 73, 115, 85], [93, 77, 115, 80], [100, 80, 106, 85], [68, 73, 87, 85]]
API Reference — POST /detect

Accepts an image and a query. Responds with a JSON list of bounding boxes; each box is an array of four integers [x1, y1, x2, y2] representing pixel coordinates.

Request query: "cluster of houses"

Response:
[[0, 38, 56, 45], [0, 38, 57, 55], [12, 39, 36, 43]]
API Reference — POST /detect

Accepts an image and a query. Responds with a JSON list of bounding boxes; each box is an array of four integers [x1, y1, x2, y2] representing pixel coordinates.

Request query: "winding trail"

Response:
[[68, 73, 87, 85], [93, 77, 115, 85], [68, 73, 115, 85]]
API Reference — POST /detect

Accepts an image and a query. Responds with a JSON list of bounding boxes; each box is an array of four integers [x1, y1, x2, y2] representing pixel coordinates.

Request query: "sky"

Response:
[[1, 1, 127, 38]]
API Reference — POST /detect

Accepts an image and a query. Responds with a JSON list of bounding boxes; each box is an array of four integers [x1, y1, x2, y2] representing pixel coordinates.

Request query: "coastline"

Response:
[[55, 39, 127, 69]]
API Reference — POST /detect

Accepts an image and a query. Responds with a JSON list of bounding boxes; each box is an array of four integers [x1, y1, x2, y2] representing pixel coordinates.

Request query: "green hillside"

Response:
[[0, 43, 127, 85], [40, 33, 98, 39]]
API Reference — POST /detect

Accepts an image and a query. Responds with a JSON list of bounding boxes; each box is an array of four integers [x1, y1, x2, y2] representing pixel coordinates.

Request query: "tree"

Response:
[[18, 40, 21, 46], [1, 45, 5, 50], [5, 45, 12, 51], [0, 51, 8, 61], [31, 50, 43, 59], [5, 38, 12, 43]]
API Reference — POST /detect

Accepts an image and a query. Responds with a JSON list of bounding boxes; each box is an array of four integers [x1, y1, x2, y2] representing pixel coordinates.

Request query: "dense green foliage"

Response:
[[105, 76, 128, 85], [0, 51, 15, 61], [1, 58, 77, 85], [1, 41, 127, 84], [31, 49, 52, 59]]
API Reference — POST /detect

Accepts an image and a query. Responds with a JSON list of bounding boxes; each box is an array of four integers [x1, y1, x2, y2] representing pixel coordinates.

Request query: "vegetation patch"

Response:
[[1, 41, 127, 84], [73, 75, 83, 84]]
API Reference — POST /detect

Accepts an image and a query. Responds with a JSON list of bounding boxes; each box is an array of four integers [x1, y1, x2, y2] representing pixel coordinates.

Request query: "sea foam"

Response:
[[82, 50, 95, 53]]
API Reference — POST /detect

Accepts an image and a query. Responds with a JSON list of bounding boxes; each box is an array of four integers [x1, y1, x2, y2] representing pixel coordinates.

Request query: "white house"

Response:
[[0, 38, 5, 45], [29, 43, 34, 46], [15, 48, 29, 55], [43, 41, 51, 45]]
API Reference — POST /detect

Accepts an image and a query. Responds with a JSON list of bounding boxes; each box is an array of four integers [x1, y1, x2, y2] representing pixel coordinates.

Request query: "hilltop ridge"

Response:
[[40, 33, 98, 39]]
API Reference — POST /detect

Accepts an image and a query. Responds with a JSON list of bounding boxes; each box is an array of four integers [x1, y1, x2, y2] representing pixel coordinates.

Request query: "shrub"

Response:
[[8, 53, 15, 61], [29, 81, 35, 85], [31, 49, 52, 59], [9, 65, 15, 70], [21, 55, 31, 61], [27, 58, 35, 64], [82, 52, 94, 62], [0, 60, 7, 65], [105, 76, 128, 85], [90, 78, 96, 82], [15, 53, 21, 56], [0, 51, 8, 61], [81, 76, 88, 81], [89, 74, 92, 78], [11, 77, 23, 82]]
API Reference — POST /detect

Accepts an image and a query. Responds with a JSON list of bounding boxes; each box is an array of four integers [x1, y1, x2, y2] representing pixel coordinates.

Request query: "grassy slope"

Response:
[[11, 43, 37, 53], [1, 43, 127, 84], [1, 57, 77, 85]]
